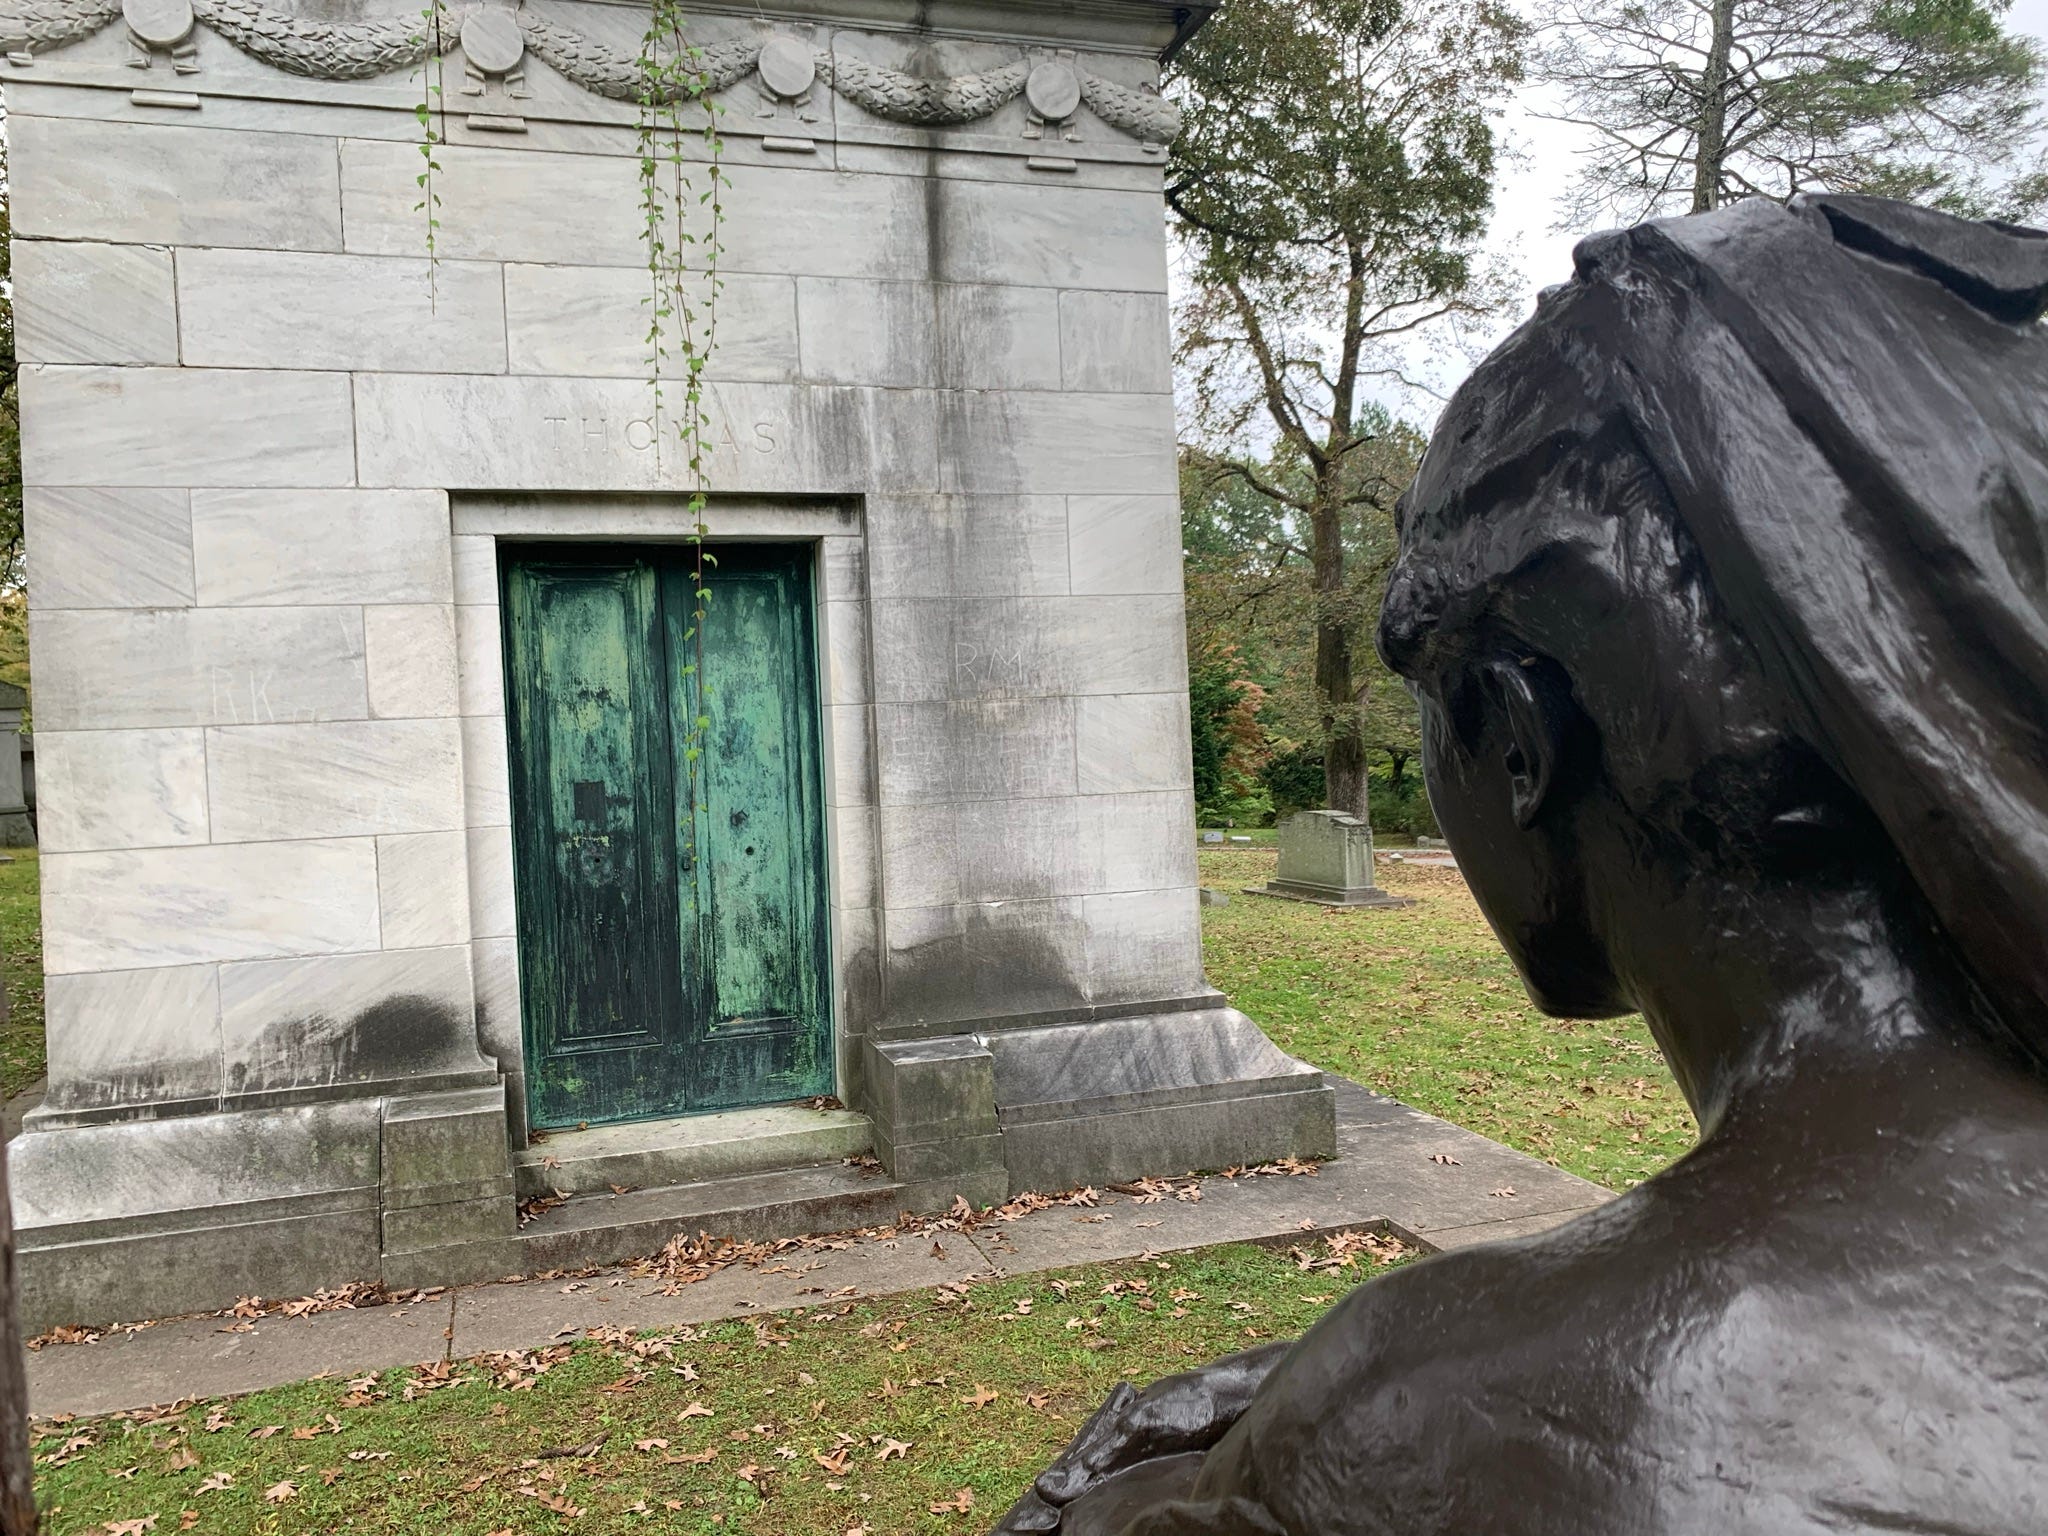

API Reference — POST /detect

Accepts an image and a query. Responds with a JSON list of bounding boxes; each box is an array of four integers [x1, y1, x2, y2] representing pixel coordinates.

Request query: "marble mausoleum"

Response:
[[5, 0, 1334, 1327]]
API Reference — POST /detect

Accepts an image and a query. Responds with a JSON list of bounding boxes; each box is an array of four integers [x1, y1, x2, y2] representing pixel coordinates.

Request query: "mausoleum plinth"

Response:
[[1249, 810, 1415, 908]]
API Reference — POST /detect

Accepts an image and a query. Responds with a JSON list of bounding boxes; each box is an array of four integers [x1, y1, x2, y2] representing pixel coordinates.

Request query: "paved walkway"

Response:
[[26, 1082, 1609, 1419]]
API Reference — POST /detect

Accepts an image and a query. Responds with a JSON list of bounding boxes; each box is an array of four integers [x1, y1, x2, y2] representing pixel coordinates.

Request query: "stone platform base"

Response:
[[1245, 881, 1416, 909], [13, 1085, 515, 1333], [868, 1003, 1335, 1197], [26, 1078, 1612, 1421], [15, 1007, 1334, 1331]]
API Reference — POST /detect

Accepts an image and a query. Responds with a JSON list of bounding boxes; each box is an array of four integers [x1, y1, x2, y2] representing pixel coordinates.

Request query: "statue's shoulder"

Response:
[[1230, 1188, 2047, 1533]]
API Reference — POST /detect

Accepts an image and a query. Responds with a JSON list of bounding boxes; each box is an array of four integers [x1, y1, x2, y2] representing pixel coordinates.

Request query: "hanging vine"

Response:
[[411, 0, 446, 304], [638, 0, 727, 875], [404, 0, 725, 862]]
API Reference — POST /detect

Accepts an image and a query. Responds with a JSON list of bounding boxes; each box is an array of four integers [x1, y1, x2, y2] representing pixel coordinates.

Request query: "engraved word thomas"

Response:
[[541, 416, 781, 456]]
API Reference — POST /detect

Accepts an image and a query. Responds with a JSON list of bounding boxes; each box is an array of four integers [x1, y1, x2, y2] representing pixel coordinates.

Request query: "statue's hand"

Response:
[[988, 1341, 1292, 1534]]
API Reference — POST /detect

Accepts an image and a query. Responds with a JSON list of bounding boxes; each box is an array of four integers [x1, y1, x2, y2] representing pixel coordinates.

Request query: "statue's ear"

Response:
[[1482, 658, 1562, 829], [1798, 192, 2048, 324]]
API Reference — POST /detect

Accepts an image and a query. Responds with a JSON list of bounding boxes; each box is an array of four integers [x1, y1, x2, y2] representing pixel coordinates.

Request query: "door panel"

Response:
[[667, 550, 832, 1110], [504, 559, 686, 1128], [502, 543, 830, 1130]]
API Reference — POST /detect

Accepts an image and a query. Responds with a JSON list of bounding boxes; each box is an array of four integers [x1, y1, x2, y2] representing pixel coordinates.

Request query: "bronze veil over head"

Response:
[[1380, 193, 2048, 1097], [996, 197, 2048, 1535]]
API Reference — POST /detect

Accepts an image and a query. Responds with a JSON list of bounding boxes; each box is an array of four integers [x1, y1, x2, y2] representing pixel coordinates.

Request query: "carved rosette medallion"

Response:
[[755, 32, 812, 99], [1022, 55, 1080, 143], [458, 4, 524, 103], [753, 29, 817, 136], [460, 7, 520, 72], [121, 0, 195, 67], [1024, 60, 1078, 122], [123, 0, 188, 45]]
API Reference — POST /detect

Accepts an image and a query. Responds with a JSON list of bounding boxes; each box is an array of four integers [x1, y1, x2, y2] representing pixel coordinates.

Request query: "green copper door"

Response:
[[502, 544, 831, 1130]]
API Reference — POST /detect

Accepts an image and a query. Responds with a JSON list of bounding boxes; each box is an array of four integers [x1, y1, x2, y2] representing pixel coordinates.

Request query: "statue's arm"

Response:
[[990, 1340, 1293, 1532]]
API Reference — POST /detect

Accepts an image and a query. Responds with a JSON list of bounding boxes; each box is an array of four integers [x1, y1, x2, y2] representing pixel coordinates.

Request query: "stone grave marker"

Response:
[[1247, 810, 1413, 908]]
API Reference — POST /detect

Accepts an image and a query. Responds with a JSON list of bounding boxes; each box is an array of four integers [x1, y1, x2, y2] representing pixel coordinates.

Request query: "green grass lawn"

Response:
[[0, 848, 43, 1099], [1201, 847, 1696, 1191], [34, 1238, 1406, 1536]]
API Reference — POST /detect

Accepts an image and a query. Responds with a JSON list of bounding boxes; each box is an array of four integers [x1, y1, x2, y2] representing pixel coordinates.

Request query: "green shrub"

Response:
[[1262, 744, 1325, 817], [1368, 763, 1439, 837]]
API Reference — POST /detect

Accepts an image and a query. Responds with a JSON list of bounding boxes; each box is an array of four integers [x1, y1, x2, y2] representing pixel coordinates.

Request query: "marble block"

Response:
[[204, 719, 463, 842], [11, 1100, 384, 1331], [217, 945, 488, 1097], [22, 367, 354, 489], [365, 607, 461, 720], [11, 116, 342, 251], [177, 250, 506, 374], [1059, 291, 1173, 393], [40, 963, 222, 1119], [190, 490, 453, 607], [33, 728, 210, 853], [31, 606, 368, 733], [13, 241, 178, 366], [868, 1006, 1335, 1198], [25, 488, 195, 611], [41, 839, 382, 974]]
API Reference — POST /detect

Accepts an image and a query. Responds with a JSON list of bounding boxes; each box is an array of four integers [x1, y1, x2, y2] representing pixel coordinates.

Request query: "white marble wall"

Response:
[[15, 10, 1200, 1125]]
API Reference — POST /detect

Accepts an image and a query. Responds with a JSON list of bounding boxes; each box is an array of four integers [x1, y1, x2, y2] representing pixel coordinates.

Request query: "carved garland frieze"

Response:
[[188, 0, 431, 78], [0, 0, 1182, 144]]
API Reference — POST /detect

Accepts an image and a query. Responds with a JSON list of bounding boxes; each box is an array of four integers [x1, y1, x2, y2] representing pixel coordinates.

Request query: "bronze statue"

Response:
[[995, 194, 2048, 1534]]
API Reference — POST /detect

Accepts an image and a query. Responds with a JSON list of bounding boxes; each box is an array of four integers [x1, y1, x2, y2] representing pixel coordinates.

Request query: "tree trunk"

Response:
[[1691, 0, 1736, 212], [0, 1124, 33, 1535], [1310, 483, 1368, 821], [1324, 727, 1368, 823]]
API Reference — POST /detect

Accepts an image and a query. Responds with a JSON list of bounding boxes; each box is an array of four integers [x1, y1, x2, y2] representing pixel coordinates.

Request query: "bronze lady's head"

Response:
[[1379, 196, 2048, 1113]]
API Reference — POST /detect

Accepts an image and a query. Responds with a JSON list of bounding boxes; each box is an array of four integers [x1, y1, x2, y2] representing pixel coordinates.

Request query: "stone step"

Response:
[[510, 1158, 923, 1274], [512, 1103, 874, 1198]]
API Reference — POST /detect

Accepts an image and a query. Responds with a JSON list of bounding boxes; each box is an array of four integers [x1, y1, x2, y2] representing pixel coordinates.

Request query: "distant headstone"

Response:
[[1201, 831, 1225, 844], [1246, 811, 1414, 908], [1199, 888, 1231, 907], [1229, 835, 1252, 844], [0, 687, 30, 849]]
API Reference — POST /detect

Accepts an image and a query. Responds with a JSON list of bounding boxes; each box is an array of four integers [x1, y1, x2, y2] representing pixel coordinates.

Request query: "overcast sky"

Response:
[[1410, 0, 2048, 411]]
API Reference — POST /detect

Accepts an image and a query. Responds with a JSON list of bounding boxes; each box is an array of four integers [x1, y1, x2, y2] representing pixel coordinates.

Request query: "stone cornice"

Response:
[[0, 0, 1183, 143]]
